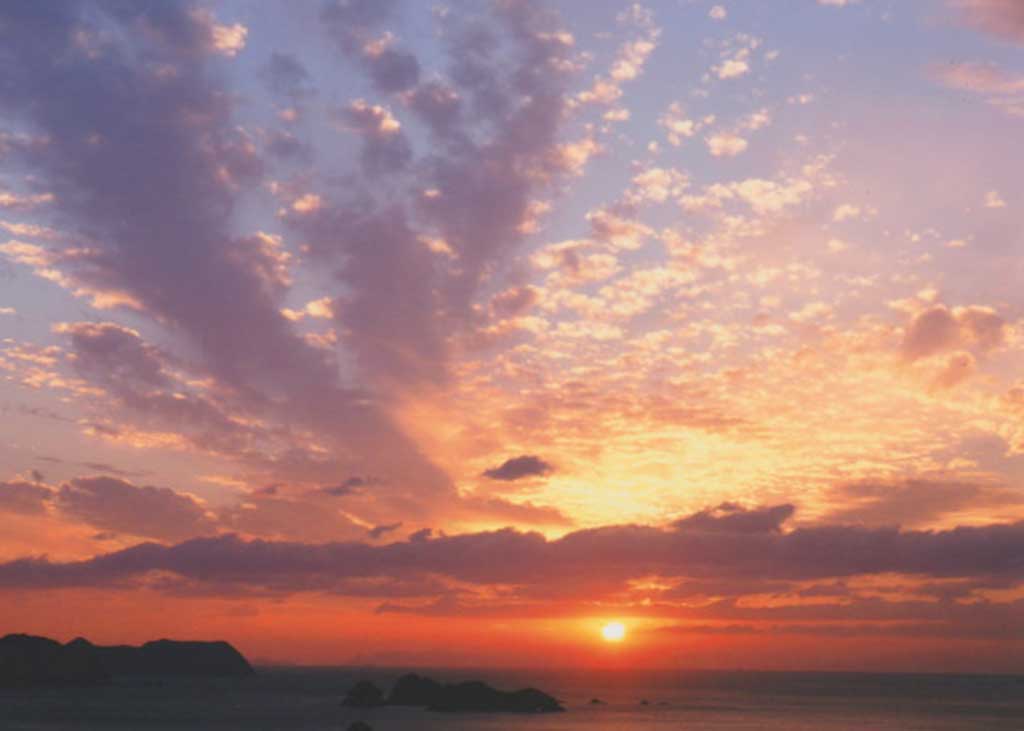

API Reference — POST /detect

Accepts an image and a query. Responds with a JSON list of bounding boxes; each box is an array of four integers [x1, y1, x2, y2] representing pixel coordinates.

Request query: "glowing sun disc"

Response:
[[601, 621, 626, 642]]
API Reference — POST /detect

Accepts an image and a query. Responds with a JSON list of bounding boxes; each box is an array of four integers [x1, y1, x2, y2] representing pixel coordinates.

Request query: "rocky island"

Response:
[[0, 633, 254, 686], [343, 672, 564, 713]]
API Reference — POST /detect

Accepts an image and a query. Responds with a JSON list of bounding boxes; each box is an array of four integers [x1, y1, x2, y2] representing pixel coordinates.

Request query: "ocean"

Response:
[[3, 667, 1024, 730]]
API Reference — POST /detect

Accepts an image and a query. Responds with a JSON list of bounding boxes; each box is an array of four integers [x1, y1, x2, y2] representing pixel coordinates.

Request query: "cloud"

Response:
[[218, 493, 363, 542], [282, 0, 580, 396], [0, 480, 53, 516], [261, 52, 315, 99], [984, 190, 1007, 208], [952, 0, 1024, 44], [320, 476, 375, 497], [903, 309, 963, 361], [656, 602, 1024, 639], [702, 109, 769, 158], [265, 129, 312, 160], [0, 0, 456, 510], [716, 58, 749, 79], [901, 304, 1006, 361], [368, 522, 403, 540], [575, 5, 659, 107], [186, 7, 248, 57], [833, 203, 861, 221], [659, 102, 707, 146], [57, 322, 168, 388], [674, 503, 795, 533], [730, 177, 813, 214], [321, 0, 420, 93], [79, 462, 148, 479], [404, 81, 463, 138], [932, 61, 1024, 117], [482, 455, 554, 481], [457, 495, 571, 526], [2, 507, 1023, 595], [935, 61, 1024, 94], [930, 351, 976, 389], [823, 479, 1024, 528], [0, 189, 53, 210], [56, 476, 215, 542], [490, 286, 539, 320], [54, 321, 259, 455], [334, 99, 412, 174], [630, 167, 689, 204], [706, 132, 748, 157], [712, 35, 760, 80]]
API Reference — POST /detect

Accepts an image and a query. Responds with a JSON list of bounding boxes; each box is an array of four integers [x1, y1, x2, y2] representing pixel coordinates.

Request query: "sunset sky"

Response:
[[1, 0, 1023, 672]]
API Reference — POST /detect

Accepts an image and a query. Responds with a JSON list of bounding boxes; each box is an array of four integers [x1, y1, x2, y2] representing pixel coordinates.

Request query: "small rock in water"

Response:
[[589, 697, 605, 705]]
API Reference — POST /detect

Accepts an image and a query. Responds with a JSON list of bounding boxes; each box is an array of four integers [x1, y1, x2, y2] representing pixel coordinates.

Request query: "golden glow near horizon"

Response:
[[601, 622, 627, 643]]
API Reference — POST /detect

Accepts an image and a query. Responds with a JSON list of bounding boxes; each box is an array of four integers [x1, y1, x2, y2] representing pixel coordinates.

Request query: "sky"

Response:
[[0, 0, 1023, 672]]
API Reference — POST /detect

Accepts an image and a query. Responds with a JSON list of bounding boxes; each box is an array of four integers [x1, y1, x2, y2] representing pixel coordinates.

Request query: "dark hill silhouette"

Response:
[[95, 638, 253, 677], [0, 634, 253, 686], [0, 634, 111, 687]]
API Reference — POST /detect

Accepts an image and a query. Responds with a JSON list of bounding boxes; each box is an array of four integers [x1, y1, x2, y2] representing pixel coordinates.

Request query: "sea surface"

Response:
[[3, 666, 1024, 730]]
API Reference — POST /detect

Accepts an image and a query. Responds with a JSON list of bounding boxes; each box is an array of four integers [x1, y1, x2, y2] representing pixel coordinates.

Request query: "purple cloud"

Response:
[[482, 455, 554, 481], [673, 502, 795, 533], [954, 0, 1024, 44], [261, 52, 315, 100], [57, 476, 216, 542], [823, 479, 1024, 528], [3, 508, 1023, 594], [0, 0, 455, 511], [321, 0, 420, 93], [0, 480, 53, 516]]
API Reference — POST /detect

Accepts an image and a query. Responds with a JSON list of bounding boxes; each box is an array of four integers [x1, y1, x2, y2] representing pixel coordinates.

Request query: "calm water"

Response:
[[3, 666, 1024, 730]]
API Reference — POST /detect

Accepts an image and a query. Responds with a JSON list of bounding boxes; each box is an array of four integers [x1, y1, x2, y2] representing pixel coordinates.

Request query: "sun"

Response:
[[601, 621, 626, 643]]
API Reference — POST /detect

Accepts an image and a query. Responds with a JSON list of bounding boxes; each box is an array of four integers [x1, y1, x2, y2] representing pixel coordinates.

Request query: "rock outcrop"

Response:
[[348, 672, 563, 714], [386, 672, 443, 706], [426, 680, 564, 713]]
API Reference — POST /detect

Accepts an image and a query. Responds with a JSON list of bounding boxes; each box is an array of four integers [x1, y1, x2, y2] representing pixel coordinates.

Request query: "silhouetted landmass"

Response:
[[386, 672, 444, 705], [427, 680, 563, 713], [95, 639, 253, 677], [342, 679, 386, 707], [0, 635, 110, 687], [345, 672, 563, 714], [0, 634, 253, 686]]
